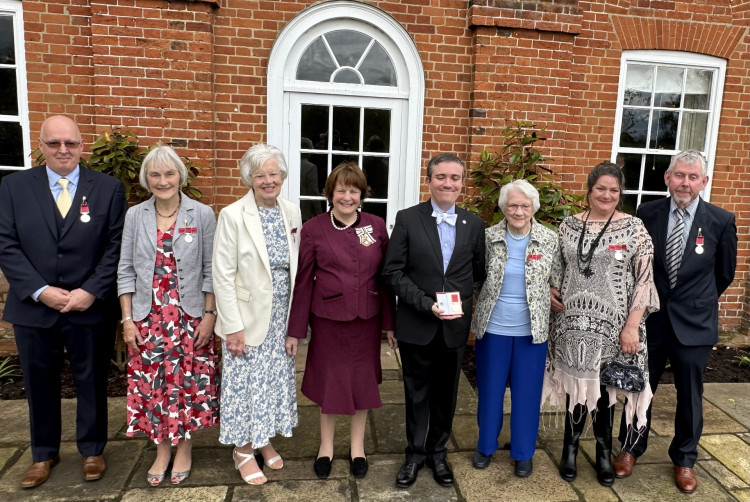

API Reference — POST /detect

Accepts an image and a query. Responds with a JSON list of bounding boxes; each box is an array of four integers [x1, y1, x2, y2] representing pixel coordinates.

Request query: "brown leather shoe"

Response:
[[20, 455, 60, 489], [613, 451, 636, 478], [674, 466, 697, 494], [82, 455, 106, 481]]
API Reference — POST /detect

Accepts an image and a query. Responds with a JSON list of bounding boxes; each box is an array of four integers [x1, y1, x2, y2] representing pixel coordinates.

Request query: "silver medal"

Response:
[[695, 245, 704, 255], [614, 250, 623, 261], [185, 234, 193, 243], [80, 213, 91, 223]]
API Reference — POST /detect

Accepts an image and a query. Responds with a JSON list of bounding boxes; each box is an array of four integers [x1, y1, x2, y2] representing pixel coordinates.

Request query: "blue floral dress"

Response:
[[219, 206, 298, 447]]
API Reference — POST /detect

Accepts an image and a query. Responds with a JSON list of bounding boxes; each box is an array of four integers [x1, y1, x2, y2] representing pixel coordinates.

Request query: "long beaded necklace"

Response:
[[577, 210, 615, 278]]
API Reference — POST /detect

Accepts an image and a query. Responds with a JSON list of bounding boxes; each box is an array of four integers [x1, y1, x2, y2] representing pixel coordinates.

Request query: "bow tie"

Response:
[[432, 210, 457, 226]]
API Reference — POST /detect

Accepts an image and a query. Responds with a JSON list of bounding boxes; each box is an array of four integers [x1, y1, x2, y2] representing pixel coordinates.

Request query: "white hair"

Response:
[[140, 145, 188, 190], [239, 143, 288, 188], [497, 179, 540, 213]]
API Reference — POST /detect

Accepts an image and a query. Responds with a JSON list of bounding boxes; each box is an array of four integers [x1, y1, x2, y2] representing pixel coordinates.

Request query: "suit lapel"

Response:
[[173, 196, 195, 245], [447, 208, 470, 273], [241, 192, 272, 275], [418, 202, 444, 269], [31, 166, 58, 238], [143, 197, 158, 249], [678, 198, 704, 277]]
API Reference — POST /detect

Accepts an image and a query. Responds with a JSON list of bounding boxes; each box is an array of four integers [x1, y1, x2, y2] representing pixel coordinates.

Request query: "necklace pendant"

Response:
[[583, 266, 594, 278]]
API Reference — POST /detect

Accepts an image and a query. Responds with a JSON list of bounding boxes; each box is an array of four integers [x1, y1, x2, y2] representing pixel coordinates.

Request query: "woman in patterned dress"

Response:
[[212, 144, 302, 485], [118, 145, 219, 486], [543, 162, 659, 487], [286, 163, 395, 480]]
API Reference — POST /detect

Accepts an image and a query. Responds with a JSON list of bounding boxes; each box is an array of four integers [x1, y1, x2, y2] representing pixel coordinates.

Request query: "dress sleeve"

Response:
[[629, 220, 659, 315]]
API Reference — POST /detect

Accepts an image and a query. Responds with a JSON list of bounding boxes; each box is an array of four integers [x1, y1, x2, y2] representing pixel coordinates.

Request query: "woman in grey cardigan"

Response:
[[470, 180, 562, 476], [118, 146, 218, 487]]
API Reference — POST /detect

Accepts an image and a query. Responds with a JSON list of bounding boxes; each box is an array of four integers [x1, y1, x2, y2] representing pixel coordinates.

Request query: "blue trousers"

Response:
[[476, 332, 547, 461]]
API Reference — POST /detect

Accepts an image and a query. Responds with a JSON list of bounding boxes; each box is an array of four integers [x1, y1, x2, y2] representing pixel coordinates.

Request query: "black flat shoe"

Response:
[[396, 460, 422, 488], [429, 458, 454, 487], [314, 457, 332, 479], [472, 451, 491, 469], [515, 458, 533, 477], [350, 456, 368, 479]]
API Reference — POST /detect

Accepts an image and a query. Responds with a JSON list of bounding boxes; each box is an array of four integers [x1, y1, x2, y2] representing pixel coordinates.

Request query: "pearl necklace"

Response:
[[507, 228, 530, 241], [330, 210, 357, 231]]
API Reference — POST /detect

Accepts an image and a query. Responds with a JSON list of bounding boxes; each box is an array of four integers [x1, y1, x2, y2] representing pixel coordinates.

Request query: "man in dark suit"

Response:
[[0, 116, 127, 488], [613, 149, 737, 494], [383, 153, 486, 488]]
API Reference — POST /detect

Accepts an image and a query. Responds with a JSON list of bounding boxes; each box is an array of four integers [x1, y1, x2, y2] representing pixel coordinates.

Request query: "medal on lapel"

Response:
[[179, 219, 196, 243], [356, 225, 377, 247], [609, 243, 626, 261], [80, 196, 91, 223], [695, 228, 704, 255]]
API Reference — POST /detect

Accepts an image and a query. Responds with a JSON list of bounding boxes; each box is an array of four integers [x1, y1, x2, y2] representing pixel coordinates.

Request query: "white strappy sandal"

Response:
[[233, 448, 267, 485]]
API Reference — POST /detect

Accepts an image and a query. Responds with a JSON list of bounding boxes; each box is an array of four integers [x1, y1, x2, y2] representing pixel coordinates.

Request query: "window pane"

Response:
[[331, 154, 358, 170], [363, 109, 391, 153], [325, 30, 371, 68], [624, 64, 652, 106], [363, 156, 389, 199], [0, 121, 24, 167], [0, 15, 14, 65], [0, 68, 18, 115], [332, 68, 362, 84], [642, 154, 671, 192], [622, 193, 638, 216], [684, 69, 711, 110], [362, 201, 386, 222], [332, 107, 360, 152], [679, 112, 708, 151], [649, 110, 678, 150], [619, 108, 649, 148], [618, 153, 642, 190], [301, 105, 329, 150], [300, 152, 328, 222], [359, 42, 397, 86], [641, 193, 666, 205], [296, 37, 338, 83], [654, 67, 683, 108]]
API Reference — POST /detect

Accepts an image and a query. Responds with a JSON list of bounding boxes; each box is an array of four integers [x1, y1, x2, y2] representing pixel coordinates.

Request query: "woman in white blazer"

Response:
[[118, 146, 219, 486], [212, 144, 302, 485]]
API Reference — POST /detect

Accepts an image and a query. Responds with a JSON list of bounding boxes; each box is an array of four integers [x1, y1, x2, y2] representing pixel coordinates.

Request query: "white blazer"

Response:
[[212, 191, 302, 346]]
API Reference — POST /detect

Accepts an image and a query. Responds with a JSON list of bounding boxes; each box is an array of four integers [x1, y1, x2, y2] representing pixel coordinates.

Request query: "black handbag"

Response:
[[600, 360, 646, 392]]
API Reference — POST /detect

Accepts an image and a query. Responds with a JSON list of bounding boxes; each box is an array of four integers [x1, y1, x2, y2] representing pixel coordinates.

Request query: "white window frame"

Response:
[[611, 50, 726, 204], [0, 0, 31, 171], [267, 1, 425, 228]]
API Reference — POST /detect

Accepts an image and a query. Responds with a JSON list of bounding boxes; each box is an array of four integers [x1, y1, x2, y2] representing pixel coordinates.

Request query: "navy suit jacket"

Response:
[[382, 200, 486, 348], [0, 165, 127, 328], [637, 197, 736, 346]]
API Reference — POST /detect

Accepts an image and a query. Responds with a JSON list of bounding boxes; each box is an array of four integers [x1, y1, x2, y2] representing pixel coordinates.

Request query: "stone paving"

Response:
[[0, 340, 748, 502]]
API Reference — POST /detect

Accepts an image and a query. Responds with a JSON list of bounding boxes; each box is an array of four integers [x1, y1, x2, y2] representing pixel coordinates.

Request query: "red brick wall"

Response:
[[1, 0, 747, 352]]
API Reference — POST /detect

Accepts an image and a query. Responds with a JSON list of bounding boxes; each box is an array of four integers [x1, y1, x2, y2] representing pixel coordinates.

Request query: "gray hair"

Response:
[[140, 145, 188, 190], [239, 143, 288, 188], [498, 179, 540, 213], [426, 153, 465, 179], [668, 149, 707, 177]]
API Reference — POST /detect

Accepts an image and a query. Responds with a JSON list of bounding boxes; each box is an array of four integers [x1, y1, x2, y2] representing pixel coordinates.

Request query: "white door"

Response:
[[285, 92, 404, 229]]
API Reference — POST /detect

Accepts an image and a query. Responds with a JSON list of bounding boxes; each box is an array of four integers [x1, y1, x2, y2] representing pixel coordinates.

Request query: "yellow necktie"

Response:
[[57, 178, 72, 217]]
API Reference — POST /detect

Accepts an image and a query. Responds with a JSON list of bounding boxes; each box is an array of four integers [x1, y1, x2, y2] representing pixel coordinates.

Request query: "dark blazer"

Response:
[[637, 197, 737, 346], [288, 212, 395, 336], [382, 200, 486, 348], [0, 165, 127, 327]]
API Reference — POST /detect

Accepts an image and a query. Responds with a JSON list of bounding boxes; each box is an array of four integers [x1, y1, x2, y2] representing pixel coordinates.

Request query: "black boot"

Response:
[[559, 401, 587, 482], [593, 390, 615, 487]]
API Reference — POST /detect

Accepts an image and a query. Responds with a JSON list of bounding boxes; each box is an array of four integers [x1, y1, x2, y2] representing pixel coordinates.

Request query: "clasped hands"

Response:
[[39, 286, 95, 313]]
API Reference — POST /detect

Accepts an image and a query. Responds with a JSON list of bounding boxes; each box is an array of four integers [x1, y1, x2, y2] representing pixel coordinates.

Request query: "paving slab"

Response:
[[232, 478, 352, 502], [699, 434, 750, 484], [371, 404, 408, 454], [121, 486, 228, 502], [698, 459, 750, 489], [378, 379, 405, 405], [740, 433, 750, 445], [703, 383, 750, 429], [0, 440, 143, 502], [649, 385, 746, 436], [129, 445, 239, 488], [0, 447, 20, 473], [454, 372, 478, 416], [451, 449, 578, 502], [732, 488, 750, 502], [357, 454, 458, 501], [0, 399, 30, 443], [381, 343, 400, 372], [610, 462, 736, 502]]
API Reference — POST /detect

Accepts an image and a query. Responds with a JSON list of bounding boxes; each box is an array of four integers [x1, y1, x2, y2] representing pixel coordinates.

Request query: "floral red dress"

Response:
[[126, 225, 219, 444]]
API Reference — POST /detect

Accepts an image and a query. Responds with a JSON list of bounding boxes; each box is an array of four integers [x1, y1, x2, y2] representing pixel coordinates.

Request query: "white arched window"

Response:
[[267, 1, 424, 229]]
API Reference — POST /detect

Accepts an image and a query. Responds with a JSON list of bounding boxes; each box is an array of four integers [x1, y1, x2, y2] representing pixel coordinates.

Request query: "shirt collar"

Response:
[[46, 165, 80, 189], [669, 195, 700, 219], [430, 200, 456, 214]]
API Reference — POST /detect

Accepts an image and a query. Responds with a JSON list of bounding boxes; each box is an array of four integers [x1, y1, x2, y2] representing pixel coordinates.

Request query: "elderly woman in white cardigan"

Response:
[[118, 145, 218, 486], [470, 179, 562, 476], [212, 144, 302, 485]]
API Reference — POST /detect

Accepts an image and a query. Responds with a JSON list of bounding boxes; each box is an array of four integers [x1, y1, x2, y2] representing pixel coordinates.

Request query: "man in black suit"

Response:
[[0, 116, 127, 488], [613, 149, 737, 494], [383, 153, 485, 488]]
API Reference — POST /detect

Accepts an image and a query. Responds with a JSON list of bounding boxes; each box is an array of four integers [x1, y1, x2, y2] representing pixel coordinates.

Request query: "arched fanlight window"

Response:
[[296, 30, 397, 87]]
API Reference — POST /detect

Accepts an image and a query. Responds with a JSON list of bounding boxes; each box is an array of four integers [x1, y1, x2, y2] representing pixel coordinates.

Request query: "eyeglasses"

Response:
[[253, 172, 282, 181], [507, 203, 533, 212], [41, 140, 81, 150]]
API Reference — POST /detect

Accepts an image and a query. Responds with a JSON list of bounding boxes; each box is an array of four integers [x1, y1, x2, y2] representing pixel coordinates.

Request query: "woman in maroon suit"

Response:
[[286, 162, 395, 480]]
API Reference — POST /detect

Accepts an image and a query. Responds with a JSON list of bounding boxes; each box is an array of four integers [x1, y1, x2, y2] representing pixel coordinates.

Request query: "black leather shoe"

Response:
[[314, 457, 332, 479], [350, 456, 368, 479], [429, 459, 454, 487], [396, 460, 422, 488], [472, 451, 491, 469], [515, 459, 533, 477]]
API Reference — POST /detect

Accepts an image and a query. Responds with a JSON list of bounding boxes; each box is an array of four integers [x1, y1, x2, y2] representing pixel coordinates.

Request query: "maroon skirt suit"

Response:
[[288, 211, 395, 415]]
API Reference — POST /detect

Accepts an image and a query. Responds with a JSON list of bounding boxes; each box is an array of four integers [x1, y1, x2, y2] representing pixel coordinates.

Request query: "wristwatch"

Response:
[[204, 310, 217, 316]]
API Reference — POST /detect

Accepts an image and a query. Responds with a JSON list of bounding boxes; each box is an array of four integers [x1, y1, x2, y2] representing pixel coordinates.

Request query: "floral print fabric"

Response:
[[219, 206, 298, 448], [126, 224, 219, 445]]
